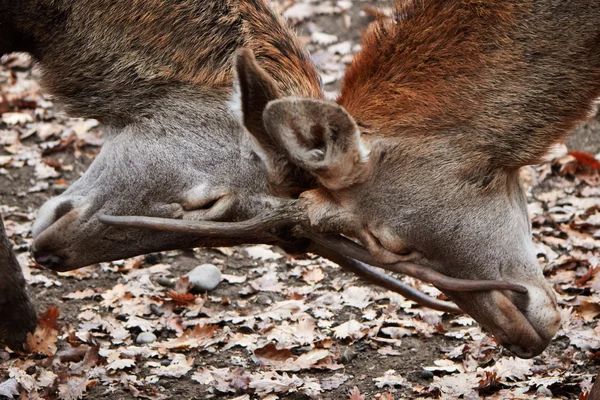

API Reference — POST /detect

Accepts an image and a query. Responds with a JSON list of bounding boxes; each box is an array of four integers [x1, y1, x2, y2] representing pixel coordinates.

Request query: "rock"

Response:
[[136, 332, 157, 344], [421, 370, 434, 380], [187, 264, 222, 292], [255, 295, 272, 305], [536, 386, 553, 397], [155, 276, 176, 288], [341, 347, 357, 364]]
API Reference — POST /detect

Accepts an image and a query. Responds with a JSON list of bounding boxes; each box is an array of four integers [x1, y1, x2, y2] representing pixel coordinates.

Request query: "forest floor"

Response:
[[1, 1, 600, 399]]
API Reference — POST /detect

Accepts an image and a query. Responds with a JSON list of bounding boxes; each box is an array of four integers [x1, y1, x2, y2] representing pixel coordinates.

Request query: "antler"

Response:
[[99, 204, 526, 311], [100, 211, 461, 312], [98, 203, 300, 240], [307, 234, 528, 294]]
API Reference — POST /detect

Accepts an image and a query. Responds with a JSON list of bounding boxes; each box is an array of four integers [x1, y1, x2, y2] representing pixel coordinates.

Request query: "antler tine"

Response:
[[98, 200, 304, 240], [309, 242, 462, 313], [308, 234, 528, 294]]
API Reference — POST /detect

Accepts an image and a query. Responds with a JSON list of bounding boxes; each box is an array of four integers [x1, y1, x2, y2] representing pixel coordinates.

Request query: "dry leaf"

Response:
[[245, 245, 283, 261], [348, 386, 365, 400], [253, 344, 340, 372], [158, 324, 220, 351], [2, 112, 32, 125], [25, 307, 59, 356], [321, 373, 351, 391], [0, 379, 19, 397], [342, 286, 372, 309], [333, 320, 366, 340], [374, 370, 406, 389], [106, 358, 136, 371], [62, 289, 97, 300], [424, 359, 464, 374], [57, 376, 91, 400], [153, 354, 194, 377], [302, 267, 325, 285]]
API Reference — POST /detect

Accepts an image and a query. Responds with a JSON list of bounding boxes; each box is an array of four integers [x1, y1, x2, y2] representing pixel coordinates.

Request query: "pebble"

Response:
[[187, 264, 222, 292], [341, 347, 357, 364], [136, 332, 157, 344], [150, 303, 165, 317], [421, 370, 434, 380], [536, 386, 553, 397], [155, 276, 176, 288], [255, 295, 272, 305]]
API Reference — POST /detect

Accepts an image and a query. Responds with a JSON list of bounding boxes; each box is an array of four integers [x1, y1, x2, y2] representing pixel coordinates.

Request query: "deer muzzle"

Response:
[[445, 279, 561, 358]]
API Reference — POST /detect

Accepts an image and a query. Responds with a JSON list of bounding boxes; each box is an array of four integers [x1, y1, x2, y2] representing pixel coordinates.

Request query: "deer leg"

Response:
[[0, 215, 37, 350]]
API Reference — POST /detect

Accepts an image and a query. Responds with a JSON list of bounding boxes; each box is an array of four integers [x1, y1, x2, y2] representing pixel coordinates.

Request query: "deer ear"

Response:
[[235, 48, 310, 192], [235, 48, 281, 150], [263, 98, 371, 190]]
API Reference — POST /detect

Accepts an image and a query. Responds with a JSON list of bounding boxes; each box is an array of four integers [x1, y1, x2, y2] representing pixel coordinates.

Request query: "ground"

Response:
[[1, 1, 600, 399]]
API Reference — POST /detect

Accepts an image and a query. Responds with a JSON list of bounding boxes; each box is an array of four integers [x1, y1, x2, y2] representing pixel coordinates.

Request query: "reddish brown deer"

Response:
[[104, 0, 600, 358]]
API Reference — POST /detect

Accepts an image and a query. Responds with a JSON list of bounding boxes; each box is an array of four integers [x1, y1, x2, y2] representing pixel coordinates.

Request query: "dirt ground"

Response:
[[1, 1, 600, 399]]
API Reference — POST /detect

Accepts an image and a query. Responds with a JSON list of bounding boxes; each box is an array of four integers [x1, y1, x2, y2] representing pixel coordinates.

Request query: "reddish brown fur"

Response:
[[239, 1, 323, 99], [339, 0, 600, 167], [4, 0, 322, 125], [340, 0, 519, 132]]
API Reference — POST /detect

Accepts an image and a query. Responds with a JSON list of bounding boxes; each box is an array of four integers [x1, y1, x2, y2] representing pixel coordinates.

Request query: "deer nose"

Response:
[[31, 196, 86, 269], [507, 344, 536, 359], [32, 251, 64, 268]]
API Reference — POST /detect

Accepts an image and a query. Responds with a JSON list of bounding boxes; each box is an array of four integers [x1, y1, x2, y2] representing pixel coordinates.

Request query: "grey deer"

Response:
[[1, 0, 434, 349]]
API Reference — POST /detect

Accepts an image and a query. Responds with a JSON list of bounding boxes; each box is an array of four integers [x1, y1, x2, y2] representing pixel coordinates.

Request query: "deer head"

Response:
[[10, 0, 323, 270]]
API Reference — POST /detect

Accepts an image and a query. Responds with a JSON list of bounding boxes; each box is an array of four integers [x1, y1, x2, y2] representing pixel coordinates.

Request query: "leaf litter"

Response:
[[1, 1, 600, 399]]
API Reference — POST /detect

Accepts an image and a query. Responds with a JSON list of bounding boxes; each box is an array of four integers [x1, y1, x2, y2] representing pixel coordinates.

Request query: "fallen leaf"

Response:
[[0, 378, 19, 397], [25, 307, 59, 356], [321, 373, 351, 391], [63, 289, 97, 300], [347, 386, 365, 400], [245, 245, 283, 261], [2, 112, 32, 125], [333, 320, 366, 340], [302, 267, 325, 285], [153, 354, 194, 377], [157, 324, 221, 351], [374, 370, 407, 389], [58, 376, 91, 400], [106, 358, 136, 371]]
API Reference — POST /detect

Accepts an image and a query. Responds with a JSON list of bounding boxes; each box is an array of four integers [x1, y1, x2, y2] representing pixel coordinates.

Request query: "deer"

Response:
[[11, 0, 322, 270], [101, 0, 600, 359], [1, 0, 468, 349]]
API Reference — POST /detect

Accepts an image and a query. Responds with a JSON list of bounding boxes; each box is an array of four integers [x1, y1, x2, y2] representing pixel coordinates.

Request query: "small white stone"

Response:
[[136, 332, 157, 344], [187, 264, 222, 292]]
